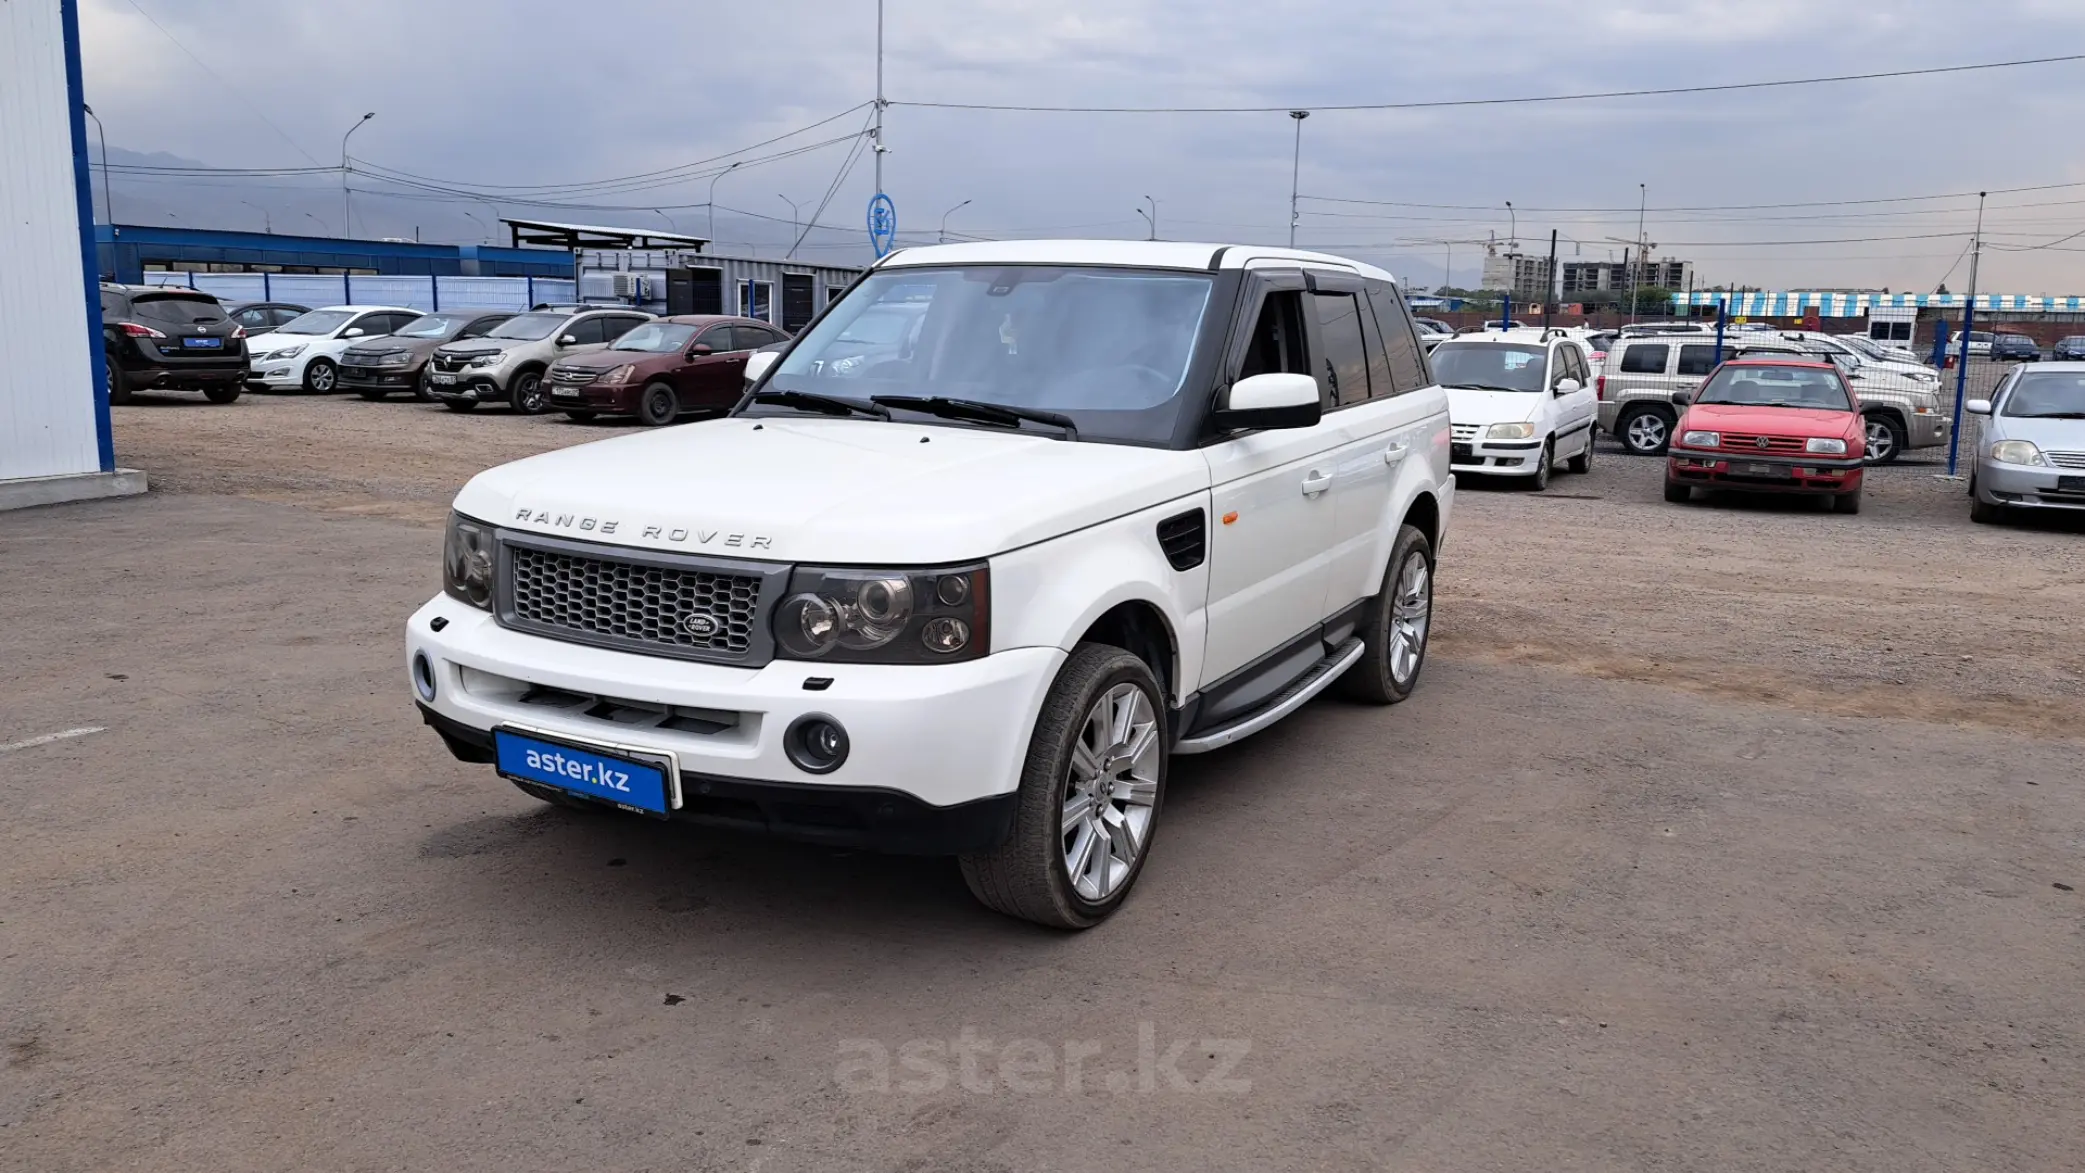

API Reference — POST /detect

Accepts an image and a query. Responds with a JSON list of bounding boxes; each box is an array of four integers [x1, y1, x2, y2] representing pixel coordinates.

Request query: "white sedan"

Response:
[[1432, 333, 1599, 490], [245, 305, 422, 393]]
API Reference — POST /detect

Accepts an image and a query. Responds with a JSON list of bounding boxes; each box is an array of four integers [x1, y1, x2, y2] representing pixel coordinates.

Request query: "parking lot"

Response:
[[4, 389, 2082, 1171]]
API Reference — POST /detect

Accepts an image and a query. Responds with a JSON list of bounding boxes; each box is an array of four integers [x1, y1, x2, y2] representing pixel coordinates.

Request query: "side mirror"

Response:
[[743, 350, 779, 384], [1554, 378, 1582, 396], [1965, 398, 1993, 415], [1670, 390, 1693, 406], [688, 343, 714, 357], [342, 327, 365, 338], [557, 334, 579, 346], [1215, 373, 1321, 431]]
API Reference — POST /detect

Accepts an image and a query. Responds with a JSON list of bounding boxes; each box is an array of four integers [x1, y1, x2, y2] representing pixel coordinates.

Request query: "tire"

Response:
[[1663, 477, 1693, 504], [958, 644, 1167, 929], [1339, 523, 1434, 705], [1969, 485, 2006, 525], [1619, 405, 1673, 455], [1566, 431, 1593, 474], [509, 370, 548, 414], [203, 383, 241, 404], [1526, 440, 1553, 490], [106, 359, 133, 406], [1834, 487, 1863, 515], [507, 777, 598, 811], [442, 399, 478, 413], [636, 381, 680, 427], [1863, 414, 1906, 465], [412, 368, 437, 403], [303, 359, 337, 394]]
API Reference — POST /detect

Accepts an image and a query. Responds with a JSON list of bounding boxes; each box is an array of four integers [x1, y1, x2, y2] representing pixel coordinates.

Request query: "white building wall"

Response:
[[1, 0, 107, 483]]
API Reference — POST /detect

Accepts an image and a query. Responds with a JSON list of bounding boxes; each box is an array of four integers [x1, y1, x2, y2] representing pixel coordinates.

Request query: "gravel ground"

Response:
[[0, 382, 2076, 1171]]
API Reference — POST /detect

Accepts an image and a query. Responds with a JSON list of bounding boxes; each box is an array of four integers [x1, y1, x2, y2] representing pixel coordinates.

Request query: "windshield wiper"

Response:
[[748, 389, 890, 419], [871, 396, 1079, 440], [1445, 383, 1534, 393], [2018, 411, 2085, 419]]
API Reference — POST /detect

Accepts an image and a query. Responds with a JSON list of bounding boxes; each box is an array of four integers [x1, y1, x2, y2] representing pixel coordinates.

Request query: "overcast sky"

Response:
[[76, 0, 2085, 293]]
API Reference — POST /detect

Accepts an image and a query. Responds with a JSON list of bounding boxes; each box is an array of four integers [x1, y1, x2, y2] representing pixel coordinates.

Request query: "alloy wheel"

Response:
[[1864, 418, 1896, 463], [1625, 412, 1668, 454], [1060, 682, 1160, 903], [308, 362, 335, 393], [1389, 551, 1432, 686]]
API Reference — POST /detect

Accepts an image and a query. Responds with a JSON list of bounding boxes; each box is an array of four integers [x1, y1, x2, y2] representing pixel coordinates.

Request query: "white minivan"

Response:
[[1431, 332, 1599, 488]]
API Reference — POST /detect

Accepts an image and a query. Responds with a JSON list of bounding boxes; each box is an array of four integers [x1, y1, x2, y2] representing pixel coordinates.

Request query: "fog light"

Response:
[[411, 652, 437, 702], [784, 714, 849, 775]]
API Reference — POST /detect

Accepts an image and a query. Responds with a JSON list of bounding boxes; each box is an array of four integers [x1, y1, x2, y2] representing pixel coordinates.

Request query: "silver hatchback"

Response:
[[1966, 363, 2085, 523]]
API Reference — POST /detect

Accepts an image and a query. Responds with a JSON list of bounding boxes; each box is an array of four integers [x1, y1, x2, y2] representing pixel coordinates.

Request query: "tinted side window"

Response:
[[697, 325, 737, 352], [1618, 344, 1669, 374], [1675, 344, 1719, 377], [604, 315, 647, 341], [565, 318, 608, 345], [132, 296, 226, 326], [101, 291, 126, 319], [1236, 290, 1310, 382], [1365, 282, 1428, 394], [1355, 293, 1394, 401], [458, 314, 508, 339], [1310, 291, 1371, 407], [733, 326, 782, 351]]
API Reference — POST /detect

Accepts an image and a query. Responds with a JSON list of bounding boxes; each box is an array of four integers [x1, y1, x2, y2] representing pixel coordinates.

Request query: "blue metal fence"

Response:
[[141, 271, 576, 312]]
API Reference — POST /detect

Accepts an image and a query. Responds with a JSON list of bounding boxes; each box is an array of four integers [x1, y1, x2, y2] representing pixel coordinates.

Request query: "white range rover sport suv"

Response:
[[407, 241, 1455, 928]]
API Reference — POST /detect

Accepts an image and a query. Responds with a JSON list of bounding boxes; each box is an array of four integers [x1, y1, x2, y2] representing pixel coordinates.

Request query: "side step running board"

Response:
[[1173, 638, 1364, 755]]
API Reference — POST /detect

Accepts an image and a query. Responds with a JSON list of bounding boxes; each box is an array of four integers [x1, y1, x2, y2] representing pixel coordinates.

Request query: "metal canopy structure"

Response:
[[500, 218, 709, 251]]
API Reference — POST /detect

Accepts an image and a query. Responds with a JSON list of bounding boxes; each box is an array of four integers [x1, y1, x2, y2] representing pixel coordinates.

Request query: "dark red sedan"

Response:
[[545, 315, 788, 426], [1664, 357, 1868, 513]]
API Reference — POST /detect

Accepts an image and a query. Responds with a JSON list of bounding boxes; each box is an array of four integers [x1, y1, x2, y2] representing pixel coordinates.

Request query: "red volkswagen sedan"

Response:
[[1663, 357, 1867, 513]]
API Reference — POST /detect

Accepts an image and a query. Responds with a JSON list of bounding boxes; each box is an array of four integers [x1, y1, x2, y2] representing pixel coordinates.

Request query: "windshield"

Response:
[[2002, 371, 2085, 417], [393, 313, 470, 339], [1429, 343, 1548, 392], [487, 312, 569, 341], [131, 295, 227, 326], [276, 309, 355, 336], [760, 266, 1216, 444], [612, 322, 699, 353], [1696, 365, 1852, 411]]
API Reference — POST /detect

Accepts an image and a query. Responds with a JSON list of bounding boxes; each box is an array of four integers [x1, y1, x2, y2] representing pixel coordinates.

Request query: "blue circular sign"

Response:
[[867, 193, 897, 258]]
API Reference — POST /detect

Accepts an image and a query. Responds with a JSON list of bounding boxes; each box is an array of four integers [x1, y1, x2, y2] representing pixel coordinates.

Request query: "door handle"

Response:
[[1382, 443, 1410, 466], [1300, 470, 1334, 496]]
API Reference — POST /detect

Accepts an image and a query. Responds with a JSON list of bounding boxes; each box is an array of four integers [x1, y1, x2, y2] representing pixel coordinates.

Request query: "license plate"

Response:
[[431, 373, 456, 385], [181, 336, 223, 349], [493, 729, 672, 816], [552, 387, 580, 398], [1737, 462, 1792, 478], [343, 367, 369, 378], [1451, 443, 1473, 459]]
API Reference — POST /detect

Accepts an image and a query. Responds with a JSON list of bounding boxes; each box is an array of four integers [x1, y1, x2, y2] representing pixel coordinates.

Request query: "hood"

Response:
[[1993, 415, 2085, 452], [1681, 403, 1858, 440], [555, 348, 676, 374], [1444, 386, 1543, 426], [454, 417, 1210, 564], [437, 337, 530, 357]]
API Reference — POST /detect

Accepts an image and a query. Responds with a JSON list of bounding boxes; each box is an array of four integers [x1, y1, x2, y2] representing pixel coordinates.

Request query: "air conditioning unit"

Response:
[[610, 273, 643, 299]]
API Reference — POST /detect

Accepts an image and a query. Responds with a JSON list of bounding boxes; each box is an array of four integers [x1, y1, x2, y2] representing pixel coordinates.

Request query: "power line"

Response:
[[119, 0, 323, 165], [1301, 178, 2085, 214], [890, 53, 2085, 114]]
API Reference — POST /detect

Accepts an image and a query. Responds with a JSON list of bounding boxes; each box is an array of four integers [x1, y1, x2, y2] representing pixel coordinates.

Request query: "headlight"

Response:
[[467, 351, 509, 368], [1990, 440, 2046, 466], [1805, 437, 1848, 455], [1485, 421, 1537, 440], [1680, 430, 1721, 448], [381, 352, 411, 367], [1911, 371, 1939, 385], [274, 344, 305, 360], [443, 513, 496, 610], [603, 364, 636, 384], [774, 564, 988, 664]]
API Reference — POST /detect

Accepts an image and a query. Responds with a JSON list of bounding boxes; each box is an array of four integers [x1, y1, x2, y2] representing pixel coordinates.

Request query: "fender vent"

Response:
[[1156, 509, 1206, 571]]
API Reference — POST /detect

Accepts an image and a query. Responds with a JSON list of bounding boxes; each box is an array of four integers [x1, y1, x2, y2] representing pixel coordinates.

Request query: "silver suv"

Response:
[[427, 307, 653, 414], [1600, 331, 1948, 462]]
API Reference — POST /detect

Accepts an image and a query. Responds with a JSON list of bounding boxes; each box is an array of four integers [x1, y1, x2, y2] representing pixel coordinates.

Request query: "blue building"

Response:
[[95, 224, 575, 284]]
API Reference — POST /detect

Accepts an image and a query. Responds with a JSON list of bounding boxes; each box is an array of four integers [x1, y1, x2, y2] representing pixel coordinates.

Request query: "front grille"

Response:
[[1719, 433, 1806, 453], [505, 542, 765, 661], [2045, 450, 2085, 469], [549, 364, 599, 386], [433, 352, 485, 374], [1450, 424, 1480, 443]]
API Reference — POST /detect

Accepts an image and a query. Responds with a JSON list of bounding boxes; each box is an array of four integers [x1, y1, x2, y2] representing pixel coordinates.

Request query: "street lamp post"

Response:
[[1505, 201, 1516, 249], [240, 200, 272, 233], [777, 194, 804, 257], [1288, 111, 1309, 248], [82, 104, 112, 226], [707, 162, 741, 249], [340, 112, 374, 238], [939, 198, 971, 244], [303, 212, 326, 235], [1134, 195, 1157, 241], [461, 210, 488, 244]]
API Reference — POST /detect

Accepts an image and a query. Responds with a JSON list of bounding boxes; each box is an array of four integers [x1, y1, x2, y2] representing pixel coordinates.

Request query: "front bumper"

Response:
[[341, 364, 420, 391], [1667, 447, 1864, 494], [1904, 409, 1950, 449], [427, 371, 510, 402], [548, 380, 640, 411], [1975, 460, 2085, 511], [1450, 437, 1543, 476], [406, 599, 1064, 845]]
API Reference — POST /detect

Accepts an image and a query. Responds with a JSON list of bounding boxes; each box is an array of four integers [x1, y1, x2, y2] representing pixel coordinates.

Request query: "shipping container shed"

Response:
[[96, 225, 575, 284], [0, 0, 144, 510], [576, 248, 864, 332]]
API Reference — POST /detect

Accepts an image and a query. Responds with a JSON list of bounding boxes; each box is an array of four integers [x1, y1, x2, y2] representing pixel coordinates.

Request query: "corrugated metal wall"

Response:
[[575, 250, 861, 321], [144, 272, 579, 312], [0, 0, 104, 482]]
